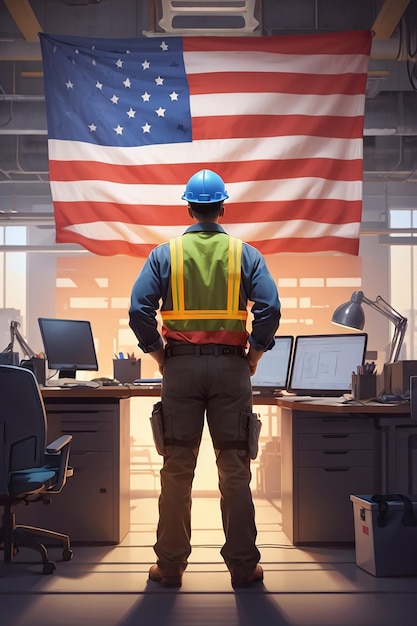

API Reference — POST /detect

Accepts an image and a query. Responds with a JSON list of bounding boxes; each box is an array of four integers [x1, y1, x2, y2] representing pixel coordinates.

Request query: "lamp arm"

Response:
[[362, 295, 408, 363], [10, 321, 36, 359]]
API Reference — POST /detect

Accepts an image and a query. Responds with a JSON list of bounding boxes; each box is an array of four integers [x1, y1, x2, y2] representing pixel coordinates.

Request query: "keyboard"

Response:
[[45, 378, 101, 388]]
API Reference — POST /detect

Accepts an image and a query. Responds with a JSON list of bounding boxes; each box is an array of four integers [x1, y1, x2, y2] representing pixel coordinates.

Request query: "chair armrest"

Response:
[[46, 434, 73, 454], [44, 436, 73, 493]]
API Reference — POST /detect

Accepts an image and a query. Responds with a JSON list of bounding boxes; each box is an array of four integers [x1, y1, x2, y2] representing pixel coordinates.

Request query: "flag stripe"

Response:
[[52, 198, 362, 226], [40, 30, 372, 257], [49, 157, 364, 184]]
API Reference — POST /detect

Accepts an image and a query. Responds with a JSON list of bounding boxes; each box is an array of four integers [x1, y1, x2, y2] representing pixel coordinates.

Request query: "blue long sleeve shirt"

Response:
[[129, 223, 281, 354]]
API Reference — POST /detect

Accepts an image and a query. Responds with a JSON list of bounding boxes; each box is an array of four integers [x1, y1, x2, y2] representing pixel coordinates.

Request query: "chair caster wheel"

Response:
[[63, 548, 73, 561], [43, 561, 56, 575]]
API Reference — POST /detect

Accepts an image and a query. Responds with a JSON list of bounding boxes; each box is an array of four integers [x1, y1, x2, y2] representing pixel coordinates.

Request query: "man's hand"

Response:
[[246, 346, 264, 376], [151, 347, 165, 375]]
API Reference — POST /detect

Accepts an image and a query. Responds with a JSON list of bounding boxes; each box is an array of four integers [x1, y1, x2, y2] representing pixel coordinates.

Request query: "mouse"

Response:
[[91, 377, 120, 386]]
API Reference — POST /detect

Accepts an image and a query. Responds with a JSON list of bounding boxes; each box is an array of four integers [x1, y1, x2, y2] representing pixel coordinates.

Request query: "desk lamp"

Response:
[[331, 290, 407, 363]]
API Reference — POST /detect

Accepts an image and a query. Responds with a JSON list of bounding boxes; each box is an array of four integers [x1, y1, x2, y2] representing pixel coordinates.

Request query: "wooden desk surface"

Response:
[[40, 384, 278, 405], [277, 395, 410, 415]]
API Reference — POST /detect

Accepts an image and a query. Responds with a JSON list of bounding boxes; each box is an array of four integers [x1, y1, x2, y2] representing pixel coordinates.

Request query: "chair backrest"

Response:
[[0, 364, 47, 493]]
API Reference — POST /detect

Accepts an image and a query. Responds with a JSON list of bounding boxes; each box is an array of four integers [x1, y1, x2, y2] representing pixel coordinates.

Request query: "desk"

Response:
[[277, 397, 412, 545], [20, 385, 275, 545]]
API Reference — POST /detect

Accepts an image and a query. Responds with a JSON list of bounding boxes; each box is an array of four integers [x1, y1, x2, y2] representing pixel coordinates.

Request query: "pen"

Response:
[[119, 352, 124, 359]]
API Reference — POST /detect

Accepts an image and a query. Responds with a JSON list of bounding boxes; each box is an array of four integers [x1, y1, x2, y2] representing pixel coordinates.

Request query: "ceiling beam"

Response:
[[3, 0, 43, 43], [372, 0, 411, 40]]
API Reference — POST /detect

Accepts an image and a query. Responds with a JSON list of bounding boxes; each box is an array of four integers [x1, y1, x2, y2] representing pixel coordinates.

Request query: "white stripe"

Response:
[[50, 177, 363, 204], [183, 50, 369, 76], [48, 135, 363, 165], [190, 92, 366, 118], [62, 219, 360, 245]]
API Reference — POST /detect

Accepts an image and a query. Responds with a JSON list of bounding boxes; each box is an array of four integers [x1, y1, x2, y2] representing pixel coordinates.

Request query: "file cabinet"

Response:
[[19, 396, 130, 544], [281, 408, 381, 544]]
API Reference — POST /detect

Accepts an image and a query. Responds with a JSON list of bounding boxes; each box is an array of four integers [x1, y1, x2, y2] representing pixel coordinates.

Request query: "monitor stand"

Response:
[[59, 369, 76, 379]]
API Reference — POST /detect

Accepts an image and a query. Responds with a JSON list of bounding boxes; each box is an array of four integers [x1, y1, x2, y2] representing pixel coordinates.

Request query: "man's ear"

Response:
[[187, 205, 194, 219], [219, 203, 225, 218]]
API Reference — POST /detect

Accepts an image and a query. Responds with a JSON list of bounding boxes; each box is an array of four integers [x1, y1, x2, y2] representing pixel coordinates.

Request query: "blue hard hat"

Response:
[[181, 169, 229, 203]]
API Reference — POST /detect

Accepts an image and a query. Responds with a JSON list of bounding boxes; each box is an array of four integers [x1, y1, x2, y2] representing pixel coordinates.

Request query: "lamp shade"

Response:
[[331, 291, 365, 330]]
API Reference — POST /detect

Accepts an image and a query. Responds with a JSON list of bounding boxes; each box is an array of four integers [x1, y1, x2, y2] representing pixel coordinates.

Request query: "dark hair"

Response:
[[189, 200, 223, 219]]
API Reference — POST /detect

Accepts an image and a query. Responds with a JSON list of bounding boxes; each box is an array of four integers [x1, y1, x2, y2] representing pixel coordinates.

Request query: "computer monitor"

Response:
[[287, 332, 368, 397], [251, 335, 294, 396], [38, 318, 98, 379]]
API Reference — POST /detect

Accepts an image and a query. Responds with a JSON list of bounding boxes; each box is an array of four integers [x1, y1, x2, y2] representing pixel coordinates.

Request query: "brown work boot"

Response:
[[231, 564, 264, 588], [149, 564, 183, 588]]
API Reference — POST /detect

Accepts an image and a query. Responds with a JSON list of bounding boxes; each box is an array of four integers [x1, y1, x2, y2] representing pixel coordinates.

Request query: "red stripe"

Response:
[[53, 198, 362, 227], [183, 31, 372, 56], [55, 229, 359, 257], [49, 157, 364, 184], [188, 72, 369, 96], [191, 115, 365, 140]]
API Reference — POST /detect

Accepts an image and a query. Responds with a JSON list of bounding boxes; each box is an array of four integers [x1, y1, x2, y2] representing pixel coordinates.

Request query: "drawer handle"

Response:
[[322, 434, 349, 439], [324, 467, 350, 472], [323, 450, 348, 455]]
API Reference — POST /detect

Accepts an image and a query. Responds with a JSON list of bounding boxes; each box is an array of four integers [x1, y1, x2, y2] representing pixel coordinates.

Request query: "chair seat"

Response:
[[9, 468, 58, 495]]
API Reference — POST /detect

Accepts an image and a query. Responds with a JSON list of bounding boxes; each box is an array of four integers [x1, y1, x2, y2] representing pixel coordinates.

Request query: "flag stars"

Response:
[[88, 123, 97, 132], [123, 77, 132, 88], [65, 79, 74, 90], [155, 107, 166, 117], [96, 80, 103, 90], [141, 92, 151, 102], [92, 59, 96, 66], [127, 107, 136, 118], [169, 91, 179, 101], [110, 94, 119, 104], [116, 58, 123, 68], [142, 122, 151, 133], [160, 41, 168, 51], [114, 125, 124, 135], [155, 76, 164, 86], [142, 60, 150, 70]]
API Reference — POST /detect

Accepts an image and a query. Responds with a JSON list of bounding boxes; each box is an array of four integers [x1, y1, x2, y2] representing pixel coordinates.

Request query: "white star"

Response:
[[92, 59, 96, 66], [88, 123, 97, 132], [114, 125, 124, 135], [65, 79, 74, 90], [116, 58, 123, 68], [142, 60, 150, 70], [141, 92, 151, 102], [160, 41, 168, 51], [142, 122, 151, 133], [123, 77, 131, 88], [155, 76, 164, 86], [96, 80, 103, 90], [127, 107, 136, 118], [155, 107, 166, 117], [110, 94, 119, 104], [75, 49, 80, 55], [169, 91, 179, 101]]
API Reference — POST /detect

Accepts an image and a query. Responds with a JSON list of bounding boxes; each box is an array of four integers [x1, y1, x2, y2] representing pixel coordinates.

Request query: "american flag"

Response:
[[40, 30, 371, 257]]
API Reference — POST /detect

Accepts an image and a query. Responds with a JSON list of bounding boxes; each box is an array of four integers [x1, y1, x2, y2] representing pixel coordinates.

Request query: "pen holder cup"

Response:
[[352, 374, 377, 400], [113, 359, 141, 383]]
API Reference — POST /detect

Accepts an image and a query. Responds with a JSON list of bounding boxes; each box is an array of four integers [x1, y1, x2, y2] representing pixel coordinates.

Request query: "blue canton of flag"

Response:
[[40, 34, 192, 147]]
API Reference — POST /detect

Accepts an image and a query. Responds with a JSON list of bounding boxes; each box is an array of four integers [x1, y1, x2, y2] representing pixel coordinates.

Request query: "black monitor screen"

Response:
[[287, 333, 368, 397], [38, 318, 98, 378]]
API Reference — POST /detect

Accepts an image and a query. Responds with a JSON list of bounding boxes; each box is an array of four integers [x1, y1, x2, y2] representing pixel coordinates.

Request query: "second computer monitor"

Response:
[[251, 335, 294, 396], [287, 332, 368, 397]]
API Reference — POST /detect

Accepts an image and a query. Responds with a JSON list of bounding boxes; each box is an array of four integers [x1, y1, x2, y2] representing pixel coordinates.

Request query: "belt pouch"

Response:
[[248, 412, 262, 459], [150, 401, 166, 456]]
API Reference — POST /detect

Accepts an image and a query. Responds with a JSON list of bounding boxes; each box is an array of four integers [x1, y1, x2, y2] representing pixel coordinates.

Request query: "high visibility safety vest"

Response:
[[161, 232, 249, 346]]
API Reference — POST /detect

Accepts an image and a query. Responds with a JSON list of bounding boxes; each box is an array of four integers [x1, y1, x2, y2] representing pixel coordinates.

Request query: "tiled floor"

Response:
[[2, 489, 417, 626]]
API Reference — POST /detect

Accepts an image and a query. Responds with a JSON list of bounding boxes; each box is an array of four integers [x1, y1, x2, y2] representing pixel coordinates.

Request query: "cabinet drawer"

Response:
[[70, 450, 113, 470], [298, 417, 374, 434], [298, 432, 375, 450], [298, 449, 374, 467]]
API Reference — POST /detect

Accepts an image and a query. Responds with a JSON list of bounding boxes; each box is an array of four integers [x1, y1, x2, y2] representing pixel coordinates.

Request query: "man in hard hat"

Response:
[[129, 169, 280, 589]]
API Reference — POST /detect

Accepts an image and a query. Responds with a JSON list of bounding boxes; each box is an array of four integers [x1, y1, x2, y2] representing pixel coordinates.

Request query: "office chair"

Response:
[[0, 364, 74, 574]]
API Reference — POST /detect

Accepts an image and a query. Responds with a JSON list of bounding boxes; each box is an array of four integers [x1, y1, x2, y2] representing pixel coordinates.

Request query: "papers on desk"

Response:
[[44, 379, 101, 388]]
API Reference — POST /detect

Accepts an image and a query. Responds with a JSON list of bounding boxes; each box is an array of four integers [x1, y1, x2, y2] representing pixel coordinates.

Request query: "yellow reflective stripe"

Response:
[[163, 310, 248, 320], [227, 237, 242, 315], [169, 237, 184, 312]]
